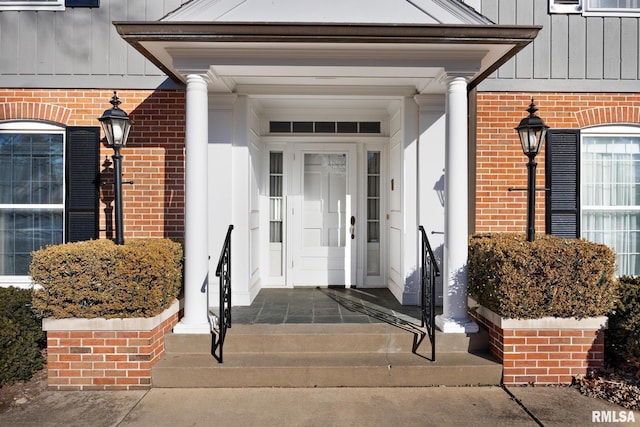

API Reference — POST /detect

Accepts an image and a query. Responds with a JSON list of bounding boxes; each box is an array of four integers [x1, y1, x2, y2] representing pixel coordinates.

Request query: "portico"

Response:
[[115, 0, 540, 335]]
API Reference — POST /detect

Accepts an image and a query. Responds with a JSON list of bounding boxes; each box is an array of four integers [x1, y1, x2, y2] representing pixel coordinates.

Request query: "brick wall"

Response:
[[475, 92, 640, 234], [470, 305, 606, 385], [43, 301, 180, 391], [0, 89, 186, 240]]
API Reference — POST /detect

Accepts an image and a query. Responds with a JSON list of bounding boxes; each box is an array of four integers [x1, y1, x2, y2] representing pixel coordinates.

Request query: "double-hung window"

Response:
[[547, 126, 640, 276], [0, 122, 99, 285], [0, 123, 64, 278], [581, 127, 640, 276]]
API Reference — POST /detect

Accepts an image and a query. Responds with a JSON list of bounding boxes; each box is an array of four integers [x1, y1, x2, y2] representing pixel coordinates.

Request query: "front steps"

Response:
[[152, 324, 503, 387]]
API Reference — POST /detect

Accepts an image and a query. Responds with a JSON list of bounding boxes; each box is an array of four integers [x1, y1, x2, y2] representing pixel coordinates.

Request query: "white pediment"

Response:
[[163, 0, 492, 25]]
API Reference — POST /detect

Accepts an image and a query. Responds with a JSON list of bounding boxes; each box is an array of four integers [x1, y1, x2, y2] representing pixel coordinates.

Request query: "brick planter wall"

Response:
[[470, 304, 607, 385], [43, 300, 180, 391]]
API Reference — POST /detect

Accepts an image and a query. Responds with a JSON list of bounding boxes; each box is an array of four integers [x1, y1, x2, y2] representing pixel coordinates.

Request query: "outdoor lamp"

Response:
[[98, 91, 131, 245], [515, 98, 549, 242]]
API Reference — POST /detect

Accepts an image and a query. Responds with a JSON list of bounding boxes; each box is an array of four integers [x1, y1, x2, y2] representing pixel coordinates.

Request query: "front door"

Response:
[[289, 144, 357, 286]]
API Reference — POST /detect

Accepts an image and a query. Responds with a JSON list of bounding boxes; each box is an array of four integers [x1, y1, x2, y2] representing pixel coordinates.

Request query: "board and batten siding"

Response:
[[466, 0, 640, 92], [0, 0, 189, 89]]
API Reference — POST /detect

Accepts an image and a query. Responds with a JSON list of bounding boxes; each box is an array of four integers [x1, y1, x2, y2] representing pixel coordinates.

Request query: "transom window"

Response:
[[0, 123, 65, 276], [581, 126, 640, 276]]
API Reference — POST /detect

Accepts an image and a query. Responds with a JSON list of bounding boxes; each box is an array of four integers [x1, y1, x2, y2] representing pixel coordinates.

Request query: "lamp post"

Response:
[[98, 91, 131, 245], [515, 98, 549, 242]]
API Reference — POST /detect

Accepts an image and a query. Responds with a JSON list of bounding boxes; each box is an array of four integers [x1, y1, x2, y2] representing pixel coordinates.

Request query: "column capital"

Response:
[[186, 73, 209, 88], [438, 71, 476, 86]]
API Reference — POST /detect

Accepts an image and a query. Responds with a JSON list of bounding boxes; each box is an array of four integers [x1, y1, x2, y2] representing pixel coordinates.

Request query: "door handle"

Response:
[[350, 216, 356, 240]]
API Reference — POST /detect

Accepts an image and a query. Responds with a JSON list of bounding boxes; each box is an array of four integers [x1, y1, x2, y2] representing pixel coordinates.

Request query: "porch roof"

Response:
[[117, 22, 539, 94], [115, 0, 540, 95]]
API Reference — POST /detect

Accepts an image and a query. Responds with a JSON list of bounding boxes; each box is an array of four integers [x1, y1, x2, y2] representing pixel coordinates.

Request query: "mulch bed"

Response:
[[573, 358, 640, 411]]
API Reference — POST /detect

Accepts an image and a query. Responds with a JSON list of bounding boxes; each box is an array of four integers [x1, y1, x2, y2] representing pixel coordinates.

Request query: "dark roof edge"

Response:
[[114, 21, 541, 44]]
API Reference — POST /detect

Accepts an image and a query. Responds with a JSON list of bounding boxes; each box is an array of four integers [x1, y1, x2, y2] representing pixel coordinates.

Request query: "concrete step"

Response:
[[154, 324, 500, 388], [152, 352, 502, 388], [163, 324, 490, 355]]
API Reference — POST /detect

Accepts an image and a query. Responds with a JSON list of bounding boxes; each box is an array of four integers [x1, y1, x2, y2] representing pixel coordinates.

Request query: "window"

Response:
[[0, 1, 64, 11], [581, 127, 640, 276], [586, 0, 640, 12], [547, 126, 640, 276], [269, 121, 381, 134], [0, 0, 98, 11], [0, 123, 64, 276], [269, 151, 284, 277], [549, 0, 640, 15], [0, 122, 99, 283], [367, 151, 381, 276]]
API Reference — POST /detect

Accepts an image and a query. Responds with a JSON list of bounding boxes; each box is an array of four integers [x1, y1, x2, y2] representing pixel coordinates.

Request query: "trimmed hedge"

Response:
[[0, 287, 45, 385], [606, 275, 640, 366], [468, 233, 618, 319], [31, 239, 183, 319]]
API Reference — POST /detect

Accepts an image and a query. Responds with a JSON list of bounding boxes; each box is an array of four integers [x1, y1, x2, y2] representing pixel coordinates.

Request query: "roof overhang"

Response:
[[115, 22, 540, 95]]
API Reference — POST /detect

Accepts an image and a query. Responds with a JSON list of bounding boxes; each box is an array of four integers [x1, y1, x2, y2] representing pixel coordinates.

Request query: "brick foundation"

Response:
[[42, 300, 180, 391], [470, 304, 607, 385]]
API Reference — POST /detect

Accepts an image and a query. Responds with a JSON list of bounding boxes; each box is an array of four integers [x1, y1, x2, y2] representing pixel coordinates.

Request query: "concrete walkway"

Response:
[[0, 386, 637, 427]]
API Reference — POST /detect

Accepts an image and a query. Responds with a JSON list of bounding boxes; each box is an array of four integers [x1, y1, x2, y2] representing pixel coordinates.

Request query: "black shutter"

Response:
[[65, 0, 100, 7], [545, 129, 580, 238], [65, 127, 99, 242]]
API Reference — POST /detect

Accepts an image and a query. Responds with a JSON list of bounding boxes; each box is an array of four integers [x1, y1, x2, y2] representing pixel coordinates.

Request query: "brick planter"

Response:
[[470, 305, 607, 385], [43, 300, 180, 391]]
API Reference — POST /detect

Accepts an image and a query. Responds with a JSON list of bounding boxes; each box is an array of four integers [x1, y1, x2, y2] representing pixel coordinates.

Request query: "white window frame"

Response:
[[580, 124, 640, 276], [0, 0, 64, 11], [550, 0, 640, 16], [0, 121, 65, 288]]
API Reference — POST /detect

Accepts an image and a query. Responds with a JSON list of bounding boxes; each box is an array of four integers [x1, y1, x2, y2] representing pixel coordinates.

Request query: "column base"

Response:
[[436, 314, 479, 334], [173, 320, 211, 335]]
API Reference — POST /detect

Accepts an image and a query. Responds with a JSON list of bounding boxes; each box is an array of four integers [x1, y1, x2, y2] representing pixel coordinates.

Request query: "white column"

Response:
[[435, 76, 479, 334], [174, 74, 210, 334]]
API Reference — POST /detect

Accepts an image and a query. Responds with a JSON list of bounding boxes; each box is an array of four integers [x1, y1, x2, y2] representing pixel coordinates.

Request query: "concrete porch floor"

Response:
[[230, 287, 441, 325]]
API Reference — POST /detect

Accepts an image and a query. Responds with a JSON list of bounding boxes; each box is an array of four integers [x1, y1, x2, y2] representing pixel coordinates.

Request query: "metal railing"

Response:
[[419, 225, 440, 362], [213, 224, 233, 363]]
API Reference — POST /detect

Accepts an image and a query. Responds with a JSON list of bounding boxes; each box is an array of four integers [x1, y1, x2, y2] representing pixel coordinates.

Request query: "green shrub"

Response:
[[31, 238, 183, 319], [468, 233, 618, 319], [0, 287, 45, 385], [606, 276, 640, 366]]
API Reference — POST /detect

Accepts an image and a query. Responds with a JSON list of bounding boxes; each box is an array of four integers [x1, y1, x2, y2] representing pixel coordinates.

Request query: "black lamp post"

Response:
[[515, 98, 549, 242], [98, 91, 131, 245]]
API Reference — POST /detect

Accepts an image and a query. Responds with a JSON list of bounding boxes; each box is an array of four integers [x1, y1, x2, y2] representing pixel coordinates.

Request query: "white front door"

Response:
[[289, 144, 357, 286]]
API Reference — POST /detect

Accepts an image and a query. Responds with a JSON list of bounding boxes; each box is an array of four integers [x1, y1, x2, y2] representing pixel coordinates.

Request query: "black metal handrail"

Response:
[[419, 225, 440, 362], [213, 224, 233, 363]]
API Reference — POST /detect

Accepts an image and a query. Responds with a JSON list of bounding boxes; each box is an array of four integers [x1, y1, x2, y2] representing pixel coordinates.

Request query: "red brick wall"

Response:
[[471, 310, 605, 385], [0, 89, 186, 240], [475, 92, 640, 234], [45, 309, 179, 391]]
